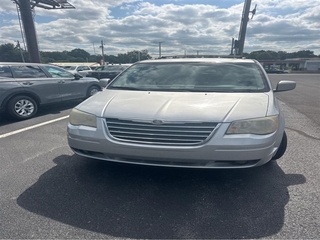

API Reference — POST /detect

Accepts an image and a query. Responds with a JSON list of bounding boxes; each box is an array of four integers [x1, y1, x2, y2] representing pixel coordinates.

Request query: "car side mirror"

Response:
[[273, 81, 296, 92], [100, 78, 111, 87]]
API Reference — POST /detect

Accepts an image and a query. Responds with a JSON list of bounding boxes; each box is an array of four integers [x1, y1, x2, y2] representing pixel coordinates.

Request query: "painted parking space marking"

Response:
[[0, 115, 69, 139]]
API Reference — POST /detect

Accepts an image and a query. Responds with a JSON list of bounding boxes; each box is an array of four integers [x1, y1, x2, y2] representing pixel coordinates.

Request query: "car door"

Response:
[[42, 65, 87, 100], [10, 65, 61, 104], [0, 65, 25, 111], [78, 66, 91, 77]]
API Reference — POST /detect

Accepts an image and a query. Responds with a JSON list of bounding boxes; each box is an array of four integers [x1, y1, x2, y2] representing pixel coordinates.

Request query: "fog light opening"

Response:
[[233, 160, 248, 165]]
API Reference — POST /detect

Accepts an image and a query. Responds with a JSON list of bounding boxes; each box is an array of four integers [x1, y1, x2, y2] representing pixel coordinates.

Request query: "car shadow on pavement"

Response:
[[17, 154, 306, 239]]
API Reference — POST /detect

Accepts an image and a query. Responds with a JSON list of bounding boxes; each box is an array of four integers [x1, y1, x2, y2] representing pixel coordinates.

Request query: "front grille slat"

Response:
[[108, 127, 212, 134], [107, 121, 215, 129], [109, 130, 209, 138], [111, 133, 207, 140], [106, 118, 218, 145], [110, 134, 203, 143]]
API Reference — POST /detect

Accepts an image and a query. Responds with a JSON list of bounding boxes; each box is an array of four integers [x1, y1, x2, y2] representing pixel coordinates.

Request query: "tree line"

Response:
[[244, 50, 319, 60], [0, 43, 152, 63], [0, 43, 319, 63]]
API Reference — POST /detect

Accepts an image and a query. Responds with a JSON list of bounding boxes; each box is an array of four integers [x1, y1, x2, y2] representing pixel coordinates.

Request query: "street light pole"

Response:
[[233, 0, 256, 56], [17, 0, 40, 63], [236, 0, 252, 56]]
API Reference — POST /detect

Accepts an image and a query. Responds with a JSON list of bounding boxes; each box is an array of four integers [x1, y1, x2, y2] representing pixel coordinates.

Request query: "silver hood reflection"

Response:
[[77, 90, 270, 122]]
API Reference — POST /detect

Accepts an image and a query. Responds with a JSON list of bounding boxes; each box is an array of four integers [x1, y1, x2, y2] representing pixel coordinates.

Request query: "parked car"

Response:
[[0, 62, 102, 120], [67, 58, 296, 169], [63, 65, 92, 77], [265, 68, 285, 74], [86, 64, 131, 80]]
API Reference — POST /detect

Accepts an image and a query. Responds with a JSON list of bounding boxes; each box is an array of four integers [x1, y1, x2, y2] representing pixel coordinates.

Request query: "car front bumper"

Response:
[[67, 118, 281, 169]]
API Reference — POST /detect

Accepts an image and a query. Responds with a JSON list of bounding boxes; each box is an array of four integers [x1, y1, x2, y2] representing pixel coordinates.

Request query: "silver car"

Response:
[[67, 58, 296, 168], [0, 62, 102, 120]]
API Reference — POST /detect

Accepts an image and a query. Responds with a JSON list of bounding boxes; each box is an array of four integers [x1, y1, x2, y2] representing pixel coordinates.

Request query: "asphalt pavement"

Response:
[[0, 74, 319, 239]]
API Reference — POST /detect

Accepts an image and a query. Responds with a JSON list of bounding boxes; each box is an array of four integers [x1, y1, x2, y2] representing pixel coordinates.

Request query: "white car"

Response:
[[67, 58, 296, 169], [64, 65, 92, 77]]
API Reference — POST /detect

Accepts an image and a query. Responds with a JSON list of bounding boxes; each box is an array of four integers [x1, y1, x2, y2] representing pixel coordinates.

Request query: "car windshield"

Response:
[[108, 62, 270, 92]]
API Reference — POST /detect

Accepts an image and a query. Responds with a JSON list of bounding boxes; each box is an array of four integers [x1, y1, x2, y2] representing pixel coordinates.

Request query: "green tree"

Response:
[[248, 50, 279, 60], [0, 43, 25, 62], [41, 51, 69, 63], [68, 48, 90, 61], [287, 50, 316, 59], [277, 51, 287, 60]]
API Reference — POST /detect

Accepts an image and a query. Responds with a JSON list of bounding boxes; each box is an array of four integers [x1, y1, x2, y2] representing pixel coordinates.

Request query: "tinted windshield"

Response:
[[108, 62, 270, 92]]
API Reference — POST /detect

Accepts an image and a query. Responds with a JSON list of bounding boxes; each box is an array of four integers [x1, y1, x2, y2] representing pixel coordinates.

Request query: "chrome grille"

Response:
[[106, 118, 218, 145]]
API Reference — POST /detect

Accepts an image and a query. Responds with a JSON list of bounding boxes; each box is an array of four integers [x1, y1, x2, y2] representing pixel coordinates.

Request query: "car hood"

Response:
[[78, 90, 269, 122]]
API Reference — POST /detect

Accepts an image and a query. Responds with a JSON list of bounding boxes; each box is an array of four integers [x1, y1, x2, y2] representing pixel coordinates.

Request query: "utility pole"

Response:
[[100, 40, 105, 65], [158, 41, 164, 58], [137, 51, 141, 61], [231, 38, 235, 55], [17, 0, 40, 63], [16, 40, 25, 62]]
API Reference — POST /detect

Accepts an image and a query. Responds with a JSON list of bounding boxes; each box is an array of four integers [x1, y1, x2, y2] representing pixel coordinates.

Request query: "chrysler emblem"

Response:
[[152, 119, 164, 125]]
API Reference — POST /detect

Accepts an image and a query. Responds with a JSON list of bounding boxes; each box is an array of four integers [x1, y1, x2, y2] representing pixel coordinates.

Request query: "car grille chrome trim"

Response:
[[105, 118, 218, 145]]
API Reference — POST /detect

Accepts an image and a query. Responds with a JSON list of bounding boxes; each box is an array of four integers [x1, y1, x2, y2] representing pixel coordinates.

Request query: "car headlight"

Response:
[[226, 115, 278, 135], [69, 108, 97, 128]]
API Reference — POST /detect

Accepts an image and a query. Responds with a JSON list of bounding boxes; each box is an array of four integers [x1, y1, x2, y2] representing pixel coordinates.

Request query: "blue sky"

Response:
[[0, 0, 319, 57]]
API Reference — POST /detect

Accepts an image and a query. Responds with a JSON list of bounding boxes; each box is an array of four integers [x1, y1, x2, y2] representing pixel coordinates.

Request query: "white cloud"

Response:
[[0, 0, 319, 57]]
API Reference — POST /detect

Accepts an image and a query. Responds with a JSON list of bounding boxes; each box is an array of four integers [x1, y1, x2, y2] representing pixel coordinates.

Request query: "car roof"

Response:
[[140, 58, 256, 64]]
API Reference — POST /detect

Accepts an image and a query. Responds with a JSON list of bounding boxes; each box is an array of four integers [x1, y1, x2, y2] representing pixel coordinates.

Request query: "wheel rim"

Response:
[[14, 99, 35, 116], [90, 88, 98, 96]]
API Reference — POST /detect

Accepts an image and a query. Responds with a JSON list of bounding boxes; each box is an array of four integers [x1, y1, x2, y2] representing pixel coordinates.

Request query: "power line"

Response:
[[16, 3, 26, 51]]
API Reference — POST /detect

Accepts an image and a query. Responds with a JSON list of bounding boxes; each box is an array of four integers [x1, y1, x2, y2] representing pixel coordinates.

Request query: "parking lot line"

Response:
[[0, 115, 69, 139]]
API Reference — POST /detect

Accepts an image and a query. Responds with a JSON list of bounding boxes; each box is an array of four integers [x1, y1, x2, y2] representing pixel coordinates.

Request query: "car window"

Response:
[[105, 65, 126, 71], [95, 66, 105, 71], [0, 66, 13, 78], [108, 62, 270, 92], [43, 65, 75, 78], [11, 65, 47, 78]]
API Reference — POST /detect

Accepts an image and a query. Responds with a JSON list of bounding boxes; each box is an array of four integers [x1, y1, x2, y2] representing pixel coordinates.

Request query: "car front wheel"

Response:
[[7, 95, 38, 120]]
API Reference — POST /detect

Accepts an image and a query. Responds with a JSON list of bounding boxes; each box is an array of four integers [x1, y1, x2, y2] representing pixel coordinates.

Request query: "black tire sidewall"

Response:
[[87, 86, 100, 97], [272, 131, 287, 160], [8, 96, 38, 120]]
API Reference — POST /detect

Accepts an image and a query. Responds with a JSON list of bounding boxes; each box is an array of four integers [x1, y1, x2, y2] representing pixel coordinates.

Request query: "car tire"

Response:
[[7, 95, 38, 120], [271, 131, 287, 160], [87, 85, 100, 97]]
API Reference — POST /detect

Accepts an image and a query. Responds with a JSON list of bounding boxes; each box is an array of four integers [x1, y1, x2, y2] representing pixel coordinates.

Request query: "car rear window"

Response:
[[108, 62, 270, 92], [11, 65, 47, 78]]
